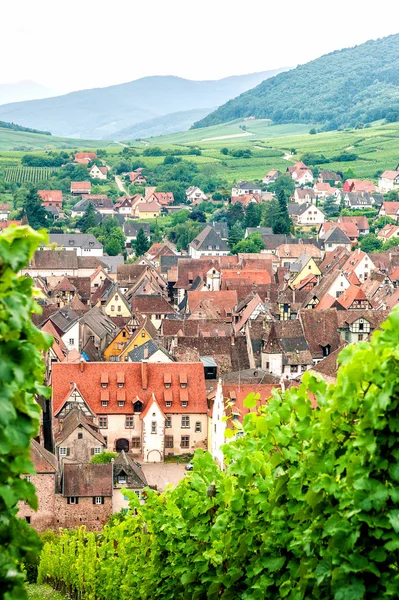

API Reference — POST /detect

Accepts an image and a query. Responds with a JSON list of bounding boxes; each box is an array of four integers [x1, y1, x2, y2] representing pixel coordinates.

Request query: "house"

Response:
[[294, 188, 316, 205], [333, 285, 374, 310], [263, 170, 282, 185], [79, 306, 121, 358], [51, 361, 208, 461], [0, 203, 10, 221], [18, 440, 57, 531], [112, 451, 148, 512], [114, 196, 134, 217], [338, 215, 370, 236], [298, 309, 342, 363], [288, 203, 325, 226], [186, 290, 237, 320], [114, 318, 157, 363], [38, 190, 63, 208], [245, 226, 273, 238], [90, 265, 111, 292], [145, 191, 174, 207], [378, 223, 399, 241], [287, 161, 314, 185], [127, 339, 174, 363], [211, 381, 280, 469], [318, 170, 342, 184], [379, 202, 399, 221], [135, 201, 161, 219], [75, 152, 97, 164], [71, 181, 91, 195], [128, 169, 146, 185], [55, 463, 113, 530], [21, 250, 106, 279], [319, 221, 358, 245], [276, 243, 322, 267], [186, 186, 208, 203], [131, 295, 176, 329], [302, 269, 351, 308], [337, 310, 389, 343], [342, 249, 376, 283], [89, 164, 108, 180], [55, 407, 107, 463], [100, 284, 132, 318], [189, 226, 229, 258], [319, 225, 352, 252], [288, 254, 321, 289], [231, 181, 261, 197], [71, 196, 114, 218], [123, 222, 151, 248], [261, 321, 313, 378], [313, 182, 340, 200], [343, 179, 375, 194], [344, 192, 374, 209], [45, 234, 103, 257], [378, 170, 399, 193], [45, 307, 80, 352], [231, 193, 261, 207]]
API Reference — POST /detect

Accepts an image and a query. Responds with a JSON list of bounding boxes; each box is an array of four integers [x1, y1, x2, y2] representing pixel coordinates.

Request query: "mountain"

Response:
[[0, 70, 289, 140], [0, 81, 55, 106], [193, 34, 399, 131]]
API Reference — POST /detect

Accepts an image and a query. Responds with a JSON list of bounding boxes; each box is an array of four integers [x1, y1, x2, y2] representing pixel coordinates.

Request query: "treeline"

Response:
[[38, 309, 399, 599], [193, 33, 399, 130], [21, 152, 70, 167], [0, 120, 52, 135]]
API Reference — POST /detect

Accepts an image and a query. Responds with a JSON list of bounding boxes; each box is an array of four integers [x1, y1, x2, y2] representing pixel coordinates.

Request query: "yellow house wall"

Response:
[[290, 258, 321, 288], [104, 328, 130, 361], [118, 327, 153, 362]]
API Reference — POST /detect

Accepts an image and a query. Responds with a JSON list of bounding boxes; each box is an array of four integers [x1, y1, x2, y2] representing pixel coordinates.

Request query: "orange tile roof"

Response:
[[335, 285, 368, 309], [38, 190, 62, 202], [222, 384, 281, 425], [187, 290, 237, 317], [221, 269, 271, 285], [52, 362, 207, 416]]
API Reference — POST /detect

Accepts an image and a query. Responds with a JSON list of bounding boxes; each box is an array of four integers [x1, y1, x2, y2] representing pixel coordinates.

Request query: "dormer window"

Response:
[[179, 373, 187, 388], [118, 401, 125, 407], [102, 401, 108, 407], [102, 383, 108, 388], [118, 383, 124, 388], [134, 400, 143, 413], [118, 472, 127, 484], [181, 401, 188, 408]]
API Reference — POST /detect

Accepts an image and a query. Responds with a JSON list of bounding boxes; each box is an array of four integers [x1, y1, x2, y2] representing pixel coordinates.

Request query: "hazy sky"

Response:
[[2, 0, 399, 94]]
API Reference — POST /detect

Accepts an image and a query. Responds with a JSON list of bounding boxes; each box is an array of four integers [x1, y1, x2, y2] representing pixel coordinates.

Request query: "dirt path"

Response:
[[115, 174, 128, 195], [283, 152, 295, 161]]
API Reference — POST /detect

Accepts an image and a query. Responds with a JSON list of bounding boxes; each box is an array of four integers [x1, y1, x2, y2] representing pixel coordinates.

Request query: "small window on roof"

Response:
[[179, 373, 187, 388]]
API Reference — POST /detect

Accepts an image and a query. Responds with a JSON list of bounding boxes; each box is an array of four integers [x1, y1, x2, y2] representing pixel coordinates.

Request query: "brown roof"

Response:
[[187, 290, 237, 318], [131, 295, 175, 315], [38, 190, 62, 202], [310, 345, 345, 382], [63, 463, 113, 497], [56, 407, 106, 445], [30, 439, 57, 473], [276, 244, 322, 260], [299, 308, 342, 361]]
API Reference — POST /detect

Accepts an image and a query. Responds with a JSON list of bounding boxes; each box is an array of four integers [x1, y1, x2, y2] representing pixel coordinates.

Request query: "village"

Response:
[[9, 149, 399, 533]]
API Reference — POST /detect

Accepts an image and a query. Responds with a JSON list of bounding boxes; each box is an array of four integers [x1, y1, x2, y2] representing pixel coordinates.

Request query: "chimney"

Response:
[[80, 358, 85, 373], [143, 346, 149, 360], [141, 361, 148, 390]]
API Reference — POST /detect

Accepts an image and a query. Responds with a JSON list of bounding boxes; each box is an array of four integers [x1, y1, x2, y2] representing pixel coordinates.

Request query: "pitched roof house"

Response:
[[38, 190, 63, 208], [293, 188, 316, 204], [343, 179, 375, 193], [71, 181, 91, 195], [189, 226, 229, 258], [288, 202, 325, 225], [378, 170, 399, 193]]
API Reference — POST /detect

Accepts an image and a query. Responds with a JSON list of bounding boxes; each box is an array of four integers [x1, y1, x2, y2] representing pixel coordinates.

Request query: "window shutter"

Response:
[[91, 448, 95, 456], [76, 497, 79, 504], [102, 497, 104, 505], [66, 448, 70, 456], [93, 497, 96, 504]]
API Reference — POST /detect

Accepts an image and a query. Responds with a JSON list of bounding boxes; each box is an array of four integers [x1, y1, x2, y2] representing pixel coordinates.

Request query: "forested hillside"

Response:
[[193, 33, 399, 131]]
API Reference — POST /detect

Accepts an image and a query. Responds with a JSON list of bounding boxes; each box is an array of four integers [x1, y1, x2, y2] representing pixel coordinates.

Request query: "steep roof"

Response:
[[299, 308, 342, 360], [63, 463, 113, 497], [187, 290, 237, 317], [48, 307, 79, 334], [49, 233, 103, 250], [189, 225, 229, 252], [131, 295, 175, 315], [322, 225, 351, 245], [79, 307, 120, 339], [30, 439, 57, 473], [38, 190, 62, 202], [113, 451, 148, 488], [56, 407, 106, 445], [335, 285, 370, 309], [127, 339, 174, 362]]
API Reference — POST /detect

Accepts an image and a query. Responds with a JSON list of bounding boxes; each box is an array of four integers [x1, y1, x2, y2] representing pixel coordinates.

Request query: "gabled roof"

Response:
[[30, 439, 57, 473], [131, 295, 175, 315], [189, 226, 229, 252], [48, 307, 79, 334], [222, 383, 281, 425], [71, 181, 91, 190], [56, 407, 106, 445], [321, 225, 351, 245], [187, 290, 237, 318], [299, 308, 342, 360], [295, 188, 316, 199], [38, 190, 62, 202], [63, 463, 113, 497], [49, 233, 103, 250], [335, 285, 371, 309], [79, 306, 120, 339], [123, 222, 151, 237], [113, 451, 148, 488], [127, 339, 174, 362]]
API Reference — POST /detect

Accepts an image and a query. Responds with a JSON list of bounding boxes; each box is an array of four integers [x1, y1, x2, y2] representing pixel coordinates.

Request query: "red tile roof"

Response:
[[187, 290, 238, 317], [221, 269, 271, 285], [231, 194, 261, 207], [131, 295, 175, 315], [38, 190, 62, 202], [52, 362, 207, 415], [75, 152, 97, 161], [71, 181, 91, 190], [381, 202, 399, 216], [335, 285, 370, 309], [30, 439, 57, 473], [222, 384, 281, 425]]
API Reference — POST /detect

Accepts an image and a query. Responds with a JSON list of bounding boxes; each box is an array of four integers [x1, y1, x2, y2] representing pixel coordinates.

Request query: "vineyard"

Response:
[[4, 166, 60, 183], [37, 309, 399, 600]]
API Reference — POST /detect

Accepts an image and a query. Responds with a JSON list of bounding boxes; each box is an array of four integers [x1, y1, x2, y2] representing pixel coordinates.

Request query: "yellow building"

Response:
[[99, 284, 132, 318], [289, 255, 321, 289], [103, 327, 131, 361]]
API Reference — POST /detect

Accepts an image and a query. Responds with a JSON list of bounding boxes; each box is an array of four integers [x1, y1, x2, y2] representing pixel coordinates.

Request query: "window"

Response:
[[111, 305, 115, 311], [151, 421, 157, 434], [181, 416, 190, 428], [67, 497, 78, 505], [155, 314, 161, 320], [94, 447, 102, 455], [118, 382, 124, 388], [181, 436, 190, 449], [165, 416, 172, 428], [358, 334, 364, 341], [125, 416, 134, 428], [101, 383, 108, 388], [290, 365, 298, 373], [131, 437, 140, 449], [102, 401, 108, 407], [181, 401, 188, 408], [59, 447, 67, 456], [26, 476, 31, 482], [94, 497, 103, 505], [25, 516, 31, 524], [69, 338, 75, 345], [99, 417, 108, 428], [118, 401, 125, 407], [78, 432, 83, 439], [115, 295, 119, 301], [359, 322, 364, 331], [165, 435, 174, 448], [118, 473, 127, 484], [141, 332, 146, 338], [195, 422, 202, 433], [118, 306, 122, 312]]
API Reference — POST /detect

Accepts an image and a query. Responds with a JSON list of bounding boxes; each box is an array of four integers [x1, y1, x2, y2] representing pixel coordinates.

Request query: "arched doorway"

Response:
[[147, 449, 162, 463], [116, 438, 129, 452]]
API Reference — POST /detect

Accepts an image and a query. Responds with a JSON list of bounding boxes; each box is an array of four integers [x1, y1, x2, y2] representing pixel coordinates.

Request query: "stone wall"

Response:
[[54, 495, 112, 531], [18, 473, 56, 532]]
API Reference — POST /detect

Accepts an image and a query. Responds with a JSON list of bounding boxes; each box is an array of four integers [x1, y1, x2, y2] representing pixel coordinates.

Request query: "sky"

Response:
[[2, 0, 399, 96]]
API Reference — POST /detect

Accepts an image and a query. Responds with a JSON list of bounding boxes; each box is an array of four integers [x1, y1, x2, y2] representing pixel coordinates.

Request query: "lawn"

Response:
[[26, 584, 64, 600]]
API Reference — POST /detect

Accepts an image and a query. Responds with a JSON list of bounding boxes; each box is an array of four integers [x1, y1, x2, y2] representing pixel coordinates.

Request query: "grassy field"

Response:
[[0, 127, 123, 151], [26, 584, 64, 600], [1, 119, 399, 186]]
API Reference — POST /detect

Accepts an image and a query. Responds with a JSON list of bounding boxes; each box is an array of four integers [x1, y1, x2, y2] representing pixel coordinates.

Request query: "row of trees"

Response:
[[37, 308, 399, 599]]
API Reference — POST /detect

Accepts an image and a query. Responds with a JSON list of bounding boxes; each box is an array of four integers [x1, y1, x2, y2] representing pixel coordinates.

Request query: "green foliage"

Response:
[[226, 203, 244, 228], [273, 189, 291, 234], [232, 232, 264, 254], [0, 225, 52, 599], [244, 202, 262, 228], [24, 188, 52, 230], [133, 228, 150, 257], [309, 128, 317, 135], [188, 210, 206, 223], [269, 174, 295, 197], [360, 233, 383, 253], [323, 195, 340, 218], [21, 152, 69, 167], [228, 222, 244, 249], [89, 452, 118, 464], [88, 217, 126, 256], [77, 203, 97, 233], [194, 33, 399, 130], [38, 307, 399, 599], [0, 121, 51, 136], [168, 221, 203, 251]]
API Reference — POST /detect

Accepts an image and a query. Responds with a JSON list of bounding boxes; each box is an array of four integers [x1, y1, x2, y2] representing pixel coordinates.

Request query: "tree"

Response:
[[269, 174, 295, 197], [342, 167, 357, 181], [273, 189, 291, 234], [90, 451, 118, 464], [244, 203, 262, 228], [24, 188, 50, 230], [77, 202, 97, 232], [309, 128, 317, 134], [0, 225, 52, 598], [360, 233, 383, 253], [323, 195, 340, 218], [228, 222, 244, 249], [171, 210, 189, 226], [220, 147, 229, 155], [134, 228, 150, 257], [104, 237, 123, 256], [232, 233, 264, 254], [188, 210, 206, 223], [227, 203, 245, 228]]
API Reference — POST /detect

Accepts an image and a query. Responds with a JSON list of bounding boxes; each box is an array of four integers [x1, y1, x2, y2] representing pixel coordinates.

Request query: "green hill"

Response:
[[193, 34, 399, 131]]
